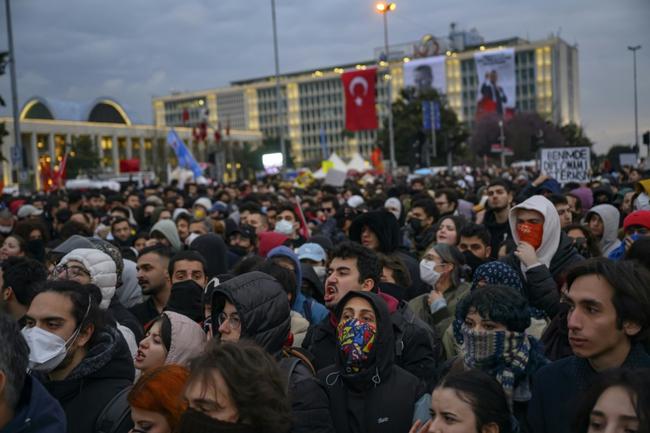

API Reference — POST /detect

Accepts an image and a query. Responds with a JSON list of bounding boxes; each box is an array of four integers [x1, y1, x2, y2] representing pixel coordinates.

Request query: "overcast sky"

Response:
[[1, 0, 648, 154]]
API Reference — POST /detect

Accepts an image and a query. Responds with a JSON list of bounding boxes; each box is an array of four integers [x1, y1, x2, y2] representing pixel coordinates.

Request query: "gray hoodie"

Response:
[[150, 220, 182, 252], [586, 204, 622, 256]]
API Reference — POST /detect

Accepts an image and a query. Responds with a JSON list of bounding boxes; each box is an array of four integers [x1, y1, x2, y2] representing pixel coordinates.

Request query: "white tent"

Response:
[[313, 152, 348, 179], [347, 152, 369, 172]]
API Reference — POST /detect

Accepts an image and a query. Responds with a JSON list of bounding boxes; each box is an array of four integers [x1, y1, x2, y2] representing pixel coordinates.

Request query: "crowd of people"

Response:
[[0, 164, 649, 433]]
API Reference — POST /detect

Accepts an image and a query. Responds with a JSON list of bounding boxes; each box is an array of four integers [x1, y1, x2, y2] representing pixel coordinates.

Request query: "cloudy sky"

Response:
[[1, 0, 648, 154]]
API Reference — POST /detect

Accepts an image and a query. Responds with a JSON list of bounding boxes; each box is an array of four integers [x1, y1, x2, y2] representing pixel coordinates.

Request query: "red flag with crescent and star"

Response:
[[342, 68, 378, 131]]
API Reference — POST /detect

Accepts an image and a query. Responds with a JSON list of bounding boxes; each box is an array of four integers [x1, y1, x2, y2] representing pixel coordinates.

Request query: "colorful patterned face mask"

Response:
[[337, 318, 376, 373]]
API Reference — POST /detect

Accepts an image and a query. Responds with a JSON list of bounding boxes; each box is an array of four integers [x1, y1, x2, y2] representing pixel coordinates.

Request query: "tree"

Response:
[[67, 136, 99, 178], [377, 88, 468, 168], [559, 123, 594, 148]]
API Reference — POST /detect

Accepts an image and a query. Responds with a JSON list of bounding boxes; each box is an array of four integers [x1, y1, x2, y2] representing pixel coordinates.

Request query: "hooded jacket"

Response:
[[318, 291, 424, 433], [43, 325, 135, 433], [162, 310, 206, 366], [349, 211, 424, 299], [212, 272, 334, 433], [267, 246, 329, 325], [189, 234, 228, 279], [149, 220, 182, 252], [258, 232, 289, 258], [585, 204, 622, 256], [59, 248, 117, 310], [503, 195, 583, 318], [1, 375, 66, 433], [117, 259, 142, 309]]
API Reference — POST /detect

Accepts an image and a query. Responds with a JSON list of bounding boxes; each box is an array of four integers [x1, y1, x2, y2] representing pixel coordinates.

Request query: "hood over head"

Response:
[[59, 248, 116, 310], [212, 271, 290, 354], [257, 232, 289, 258], [150, 219, 182, 252], [349, 210, 400, 253], [570, 186, 594, 211], [162, 310, 206, 366], [470, 261, 523, 293], [189, 233, 229, 278], [585, 204, 621, 255], [267, 245, 302, 292], [89, 238, 125, 288], [333, 291, 395, 384], [509, 195, 560, 268], [51, 235, 95, 255]]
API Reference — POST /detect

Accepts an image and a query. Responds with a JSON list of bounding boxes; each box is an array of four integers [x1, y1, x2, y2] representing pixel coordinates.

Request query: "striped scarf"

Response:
[[461, 324, 531, 407]]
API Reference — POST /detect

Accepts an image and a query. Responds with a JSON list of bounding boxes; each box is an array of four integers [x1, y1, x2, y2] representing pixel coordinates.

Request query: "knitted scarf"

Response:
[[461, 324, 531, 407]]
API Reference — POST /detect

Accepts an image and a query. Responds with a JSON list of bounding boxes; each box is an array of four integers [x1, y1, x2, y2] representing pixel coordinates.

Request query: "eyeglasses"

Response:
[[320, 207, 334, 213], [53, 264, 91, 280], [217, 312, 241, 330]]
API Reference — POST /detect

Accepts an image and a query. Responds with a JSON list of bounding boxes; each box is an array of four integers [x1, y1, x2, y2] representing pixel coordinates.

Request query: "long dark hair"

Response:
[[436, 369, 512, 433], [186, 340, 291, 433], [573, 368, 650, 433]]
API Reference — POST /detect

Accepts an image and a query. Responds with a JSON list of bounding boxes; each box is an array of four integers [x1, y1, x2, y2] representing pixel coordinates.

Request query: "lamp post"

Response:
[[4, 0, 24, 188], [628, 45, 641, 159], [375, 2, 396, 177], [271, 0, 286, 170]]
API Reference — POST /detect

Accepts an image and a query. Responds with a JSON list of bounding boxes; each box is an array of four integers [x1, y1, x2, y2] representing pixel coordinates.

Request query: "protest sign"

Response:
[[539, 147, 590, 184]]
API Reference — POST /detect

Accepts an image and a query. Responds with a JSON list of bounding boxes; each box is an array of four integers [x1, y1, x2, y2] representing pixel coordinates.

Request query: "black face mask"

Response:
[[176, 408, 254, 433], [229, 245, 248, 257], [462, 250, 488, 277], [573, 238, 591, 258], [408, 218, 422, 233]]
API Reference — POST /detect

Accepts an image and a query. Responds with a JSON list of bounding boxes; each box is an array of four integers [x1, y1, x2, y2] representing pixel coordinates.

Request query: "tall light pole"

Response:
[[4, 0, 24, 187], [271, 0, 286, 169], [376, 2, 396, 177], [628, 45, 641, 159]]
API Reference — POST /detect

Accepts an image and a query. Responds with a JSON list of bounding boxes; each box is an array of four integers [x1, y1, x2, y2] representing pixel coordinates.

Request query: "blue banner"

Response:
[[167, 129, 203, 178]]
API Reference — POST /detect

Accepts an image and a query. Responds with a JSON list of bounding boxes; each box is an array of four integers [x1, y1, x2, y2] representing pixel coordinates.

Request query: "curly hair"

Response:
[[128, 364, 189, 431], [456, 284, 531, 333], [186, 340, 292, 433]]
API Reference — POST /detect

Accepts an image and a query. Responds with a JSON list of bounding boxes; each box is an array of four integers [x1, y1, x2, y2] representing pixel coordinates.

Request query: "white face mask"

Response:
[[0, 225, 13, 234], [21, 326, 80, 373], [420, 259, 441, 287], [313, 265, 327, 279], [274, 219, 294, 236]]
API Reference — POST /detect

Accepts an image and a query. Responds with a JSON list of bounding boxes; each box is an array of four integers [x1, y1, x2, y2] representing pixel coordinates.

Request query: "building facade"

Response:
[[0, 96, 262, 189], [153, 31, 580, 168]]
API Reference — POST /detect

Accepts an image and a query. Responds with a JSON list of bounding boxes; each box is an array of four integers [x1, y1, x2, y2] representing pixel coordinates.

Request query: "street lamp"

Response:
[[271, 0, 286, 170], [628, 45, 641, 159], [375, 2, 396, 177]]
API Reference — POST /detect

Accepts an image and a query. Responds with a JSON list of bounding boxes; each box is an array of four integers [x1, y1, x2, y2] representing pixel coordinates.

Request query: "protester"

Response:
[[0, 257, 48, 324], [0, 235, 26, 262], [178, 341, 292, 433], [318, 291, 426, 433], [584, 204, 622, 257], [127, 364, 189, 433], [129, 245, 173, 327], [0, 312, 66, 433], [527, 258, 650, 433]]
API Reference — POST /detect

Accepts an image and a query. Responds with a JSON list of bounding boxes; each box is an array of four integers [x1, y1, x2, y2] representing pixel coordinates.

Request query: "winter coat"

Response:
[[304, 291, 439, 387], [117, 259, 142, 309], [502, 196, 583, 319], [527, 344, 650, 433], [267, 246, 329, 325], [162, 310, 206, 366], [318, 291, 425, 433], [483, 208, 513, 259], [212, 271, 334, 433], [189, 233, 229, 279], [149, 220, 182, 252], [349, 211, 424, 299], [291, 311, 310, 347], [43, 325, 135, 433], [410, 282, 471, 341], [585, 204, 622, 256], [1, 375, 66, 433]]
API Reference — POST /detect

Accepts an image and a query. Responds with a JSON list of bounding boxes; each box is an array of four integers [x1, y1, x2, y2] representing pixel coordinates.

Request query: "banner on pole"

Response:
[[474, 48, 516, 120], [403, 56, 447, 96], [539, 147, 590, 184]]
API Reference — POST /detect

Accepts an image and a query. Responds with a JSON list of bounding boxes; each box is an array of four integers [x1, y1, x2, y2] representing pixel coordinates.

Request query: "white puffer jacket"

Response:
[[59, 248, 117, 310]]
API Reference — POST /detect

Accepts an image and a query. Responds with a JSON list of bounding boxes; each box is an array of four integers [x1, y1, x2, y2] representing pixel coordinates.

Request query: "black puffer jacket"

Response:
[[303, 292, 439, 388], [43, 325, 135, 433], [212, 271, 334, 433], [349, 211, 424, 299], [318, 291, 425, 433]]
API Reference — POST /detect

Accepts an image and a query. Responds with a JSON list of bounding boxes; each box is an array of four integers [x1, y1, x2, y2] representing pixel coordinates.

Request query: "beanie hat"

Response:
[[59, 248, 116, 310], [193, 197, 212, 211], [623, 210, 650, 231]]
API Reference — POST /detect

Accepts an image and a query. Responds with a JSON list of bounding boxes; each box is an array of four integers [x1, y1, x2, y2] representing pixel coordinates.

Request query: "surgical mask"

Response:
[[313, 265, 327, 279], [21, 326, 81, 373], [337, 318, 376, 374], [0, 225, 12, 234], [274, 219, 294, 236], [420, 259, 441, 287]]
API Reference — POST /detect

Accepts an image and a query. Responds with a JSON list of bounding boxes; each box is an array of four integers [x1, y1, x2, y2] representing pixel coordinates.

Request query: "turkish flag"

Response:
[[342, 68, 378, 131]]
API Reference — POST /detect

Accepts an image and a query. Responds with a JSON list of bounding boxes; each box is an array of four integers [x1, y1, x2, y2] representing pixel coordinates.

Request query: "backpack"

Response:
[[94, 386, 132, 433], [278, 346, 317, 393]]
